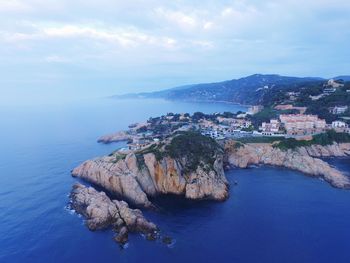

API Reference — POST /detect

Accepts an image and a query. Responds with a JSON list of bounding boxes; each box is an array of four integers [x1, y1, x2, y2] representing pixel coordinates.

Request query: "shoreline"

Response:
[[110, 96, 252, 108]]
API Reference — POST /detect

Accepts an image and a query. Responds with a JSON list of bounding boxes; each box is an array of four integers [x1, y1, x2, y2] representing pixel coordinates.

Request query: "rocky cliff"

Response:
[[97, 131, 132, 143], [70, 183, 158, 244], [224, 141, 350, 189], [72, 132, 229, 208]]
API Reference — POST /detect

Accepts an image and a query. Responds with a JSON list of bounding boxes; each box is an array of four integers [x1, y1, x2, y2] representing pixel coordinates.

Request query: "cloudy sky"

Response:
[[1, 0, 350, 103]]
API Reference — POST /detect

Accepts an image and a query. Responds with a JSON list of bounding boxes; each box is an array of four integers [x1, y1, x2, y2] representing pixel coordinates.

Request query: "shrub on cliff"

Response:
[[165, 131, 222, 173]]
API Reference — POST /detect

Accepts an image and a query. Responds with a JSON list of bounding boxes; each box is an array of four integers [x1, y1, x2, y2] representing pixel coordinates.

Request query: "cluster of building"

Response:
[[124, 101, 350, 149], [199, 117, 253, 139], [279, 114, 326, 137], [260, 114, 350, 139]]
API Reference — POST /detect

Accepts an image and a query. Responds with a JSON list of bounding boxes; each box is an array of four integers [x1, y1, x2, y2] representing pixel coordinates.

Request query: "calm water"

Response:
[[0, 98, 349, 263]]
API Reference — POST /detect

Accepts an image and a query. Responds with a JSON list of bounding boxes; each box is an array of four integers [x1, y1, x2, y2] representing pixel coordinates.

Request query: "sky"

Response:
[[0, 0, 350, 104]]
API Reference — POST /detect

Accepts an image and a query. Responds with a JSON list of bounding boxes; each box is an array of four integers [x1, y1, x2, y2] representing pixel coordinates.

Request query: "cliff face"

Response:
[[72, 133, 350, 210], [72, 149, 228, 208], [224, 141, 350, 189]]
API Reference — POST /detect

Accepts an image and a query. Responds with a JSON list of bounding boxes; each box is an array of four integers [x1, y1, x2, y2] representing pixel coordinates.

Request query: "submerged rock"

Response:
[[162, 236, 173, 245], [114, 226, 128, 244], [70, 183, 158, 244]]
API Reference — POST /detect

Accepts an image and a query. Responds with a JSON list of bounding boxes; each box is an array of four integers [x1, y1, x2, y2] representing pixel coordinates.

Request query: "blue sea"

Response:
[[1, 98, 350, 263]]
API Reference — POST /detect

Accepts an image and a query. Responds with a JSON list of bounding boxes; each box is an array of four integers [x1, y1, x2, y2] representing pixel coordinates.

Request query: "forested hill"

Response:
[[117, 74, 331, 105]]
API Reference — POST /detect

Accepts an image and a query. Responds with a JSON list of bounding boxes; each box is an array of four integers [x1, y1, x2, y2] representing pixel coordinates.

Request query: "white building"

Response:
[[332, 121, 348, 128], [330, 106, 348, 115]]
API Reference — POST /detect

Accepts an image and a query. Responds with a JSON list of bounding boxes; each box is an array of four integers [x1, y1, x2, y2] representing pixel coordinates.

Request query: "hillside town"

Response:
[[100, 78, 350, 150], [113, 108, 348, 151]]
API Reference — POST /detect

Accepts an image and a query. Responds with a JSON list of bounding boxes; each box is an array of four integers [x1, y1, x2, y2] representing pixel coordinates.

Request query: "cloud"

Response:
[[0, 0, 350, 97], [0, 0, 28, 12], [45, 55, 70, 63]]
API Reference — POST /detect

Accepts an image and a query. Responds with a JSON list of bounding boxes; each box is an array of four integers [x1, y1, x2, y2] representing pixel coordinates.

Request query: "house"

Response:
[[329, 106, 348, 115], [323, 88, 336, 94], [128, 138, 149, 150], [260, 119, 280, 133]]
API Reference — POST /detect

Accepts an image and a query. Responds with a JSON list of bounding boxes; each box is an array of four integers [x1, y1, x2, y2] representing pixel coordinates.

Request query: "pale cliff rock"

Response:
[[72, 150, 228, 208], [297, 143, 350, 157], [224, 141, 350, 189], [72, 155, 152, 207], [73, 131, 350, 212], [70, 183, 158, 244], [97, 131, 132, 144]]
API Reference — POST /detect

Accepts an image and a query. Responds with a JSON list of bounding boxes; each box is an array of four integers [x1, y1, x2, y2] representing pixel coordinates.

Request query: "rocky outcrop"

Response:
[[70, 183, 158, 244], [97, 131, 132, 144], [224, 141, 350, 189], [297, 143, 350, 157], [72, 150, 228, 208]]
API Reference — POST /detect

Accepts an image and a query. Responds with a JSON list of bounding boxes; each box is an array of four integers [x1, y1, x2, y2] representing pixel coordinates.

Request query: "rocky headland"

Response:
[[73, 132, 228, 208], [70, 131, 350, 245]]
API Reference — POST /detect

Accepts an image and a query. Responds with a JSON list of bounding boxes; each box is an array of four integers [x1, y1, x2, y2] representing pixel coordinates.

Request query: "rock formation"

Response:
[[73, 133, 350, 211], [70, 183, 158, 244], [72, 152, 228, 208], [224, 141, 350, 189], [72, 132, 229, 208], [70, 131, 350, 245], [97, 131, 132, 143]]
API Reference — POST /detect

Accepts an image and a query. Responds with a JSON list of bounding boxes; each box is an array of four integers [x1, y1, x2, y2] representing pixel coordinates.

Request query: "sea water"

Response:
[[0, 98, 349, 263]]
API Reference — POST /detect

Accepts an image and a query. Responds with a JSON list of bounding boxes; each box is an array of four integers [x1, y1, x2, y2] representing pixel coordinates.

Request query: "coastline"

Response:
[[111, 96, 252, 108], [69, 132, 350, 244]]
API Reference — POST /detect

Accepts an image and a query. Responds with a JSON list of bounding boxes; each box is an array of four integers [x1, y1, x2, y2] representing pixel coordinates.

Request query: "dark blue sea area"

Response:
[[0, 98, 349, 263]]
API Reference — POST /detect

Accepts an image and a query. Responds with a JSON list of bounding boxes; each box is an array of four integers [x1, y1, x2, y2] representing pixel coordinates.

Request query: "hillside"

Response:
[[116, 74, 326, 104]]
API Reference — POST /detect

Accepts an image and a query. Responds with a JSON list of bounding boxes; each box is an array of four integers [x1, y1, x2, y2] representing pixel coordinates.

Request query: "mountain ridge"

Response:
[[115, 74, 346, 104]]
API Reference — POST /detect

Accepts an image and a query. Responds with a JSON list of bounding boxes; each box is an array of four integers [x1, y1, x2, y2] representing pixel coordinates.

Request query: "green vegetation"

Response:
[[135, 153, 146, 169], [133, 131, 222, 173], [241, 125, 255, 132], [248, 107, 301, 128], [110, 152, 127, 163], [296, 82, 350, 123], [137, 143, 165, 161], [248, 107, 278, 127], [232, 141, 244, 149], [274, 130, 350, 150], [236, 136, 285, 144], [165, 131, 222, 173]]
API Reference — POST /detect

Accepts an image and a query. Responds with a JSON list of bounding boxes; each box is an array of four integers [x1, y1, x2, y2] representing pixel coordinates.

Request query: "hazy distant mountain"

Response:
[[116, 74, 332, 104]]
